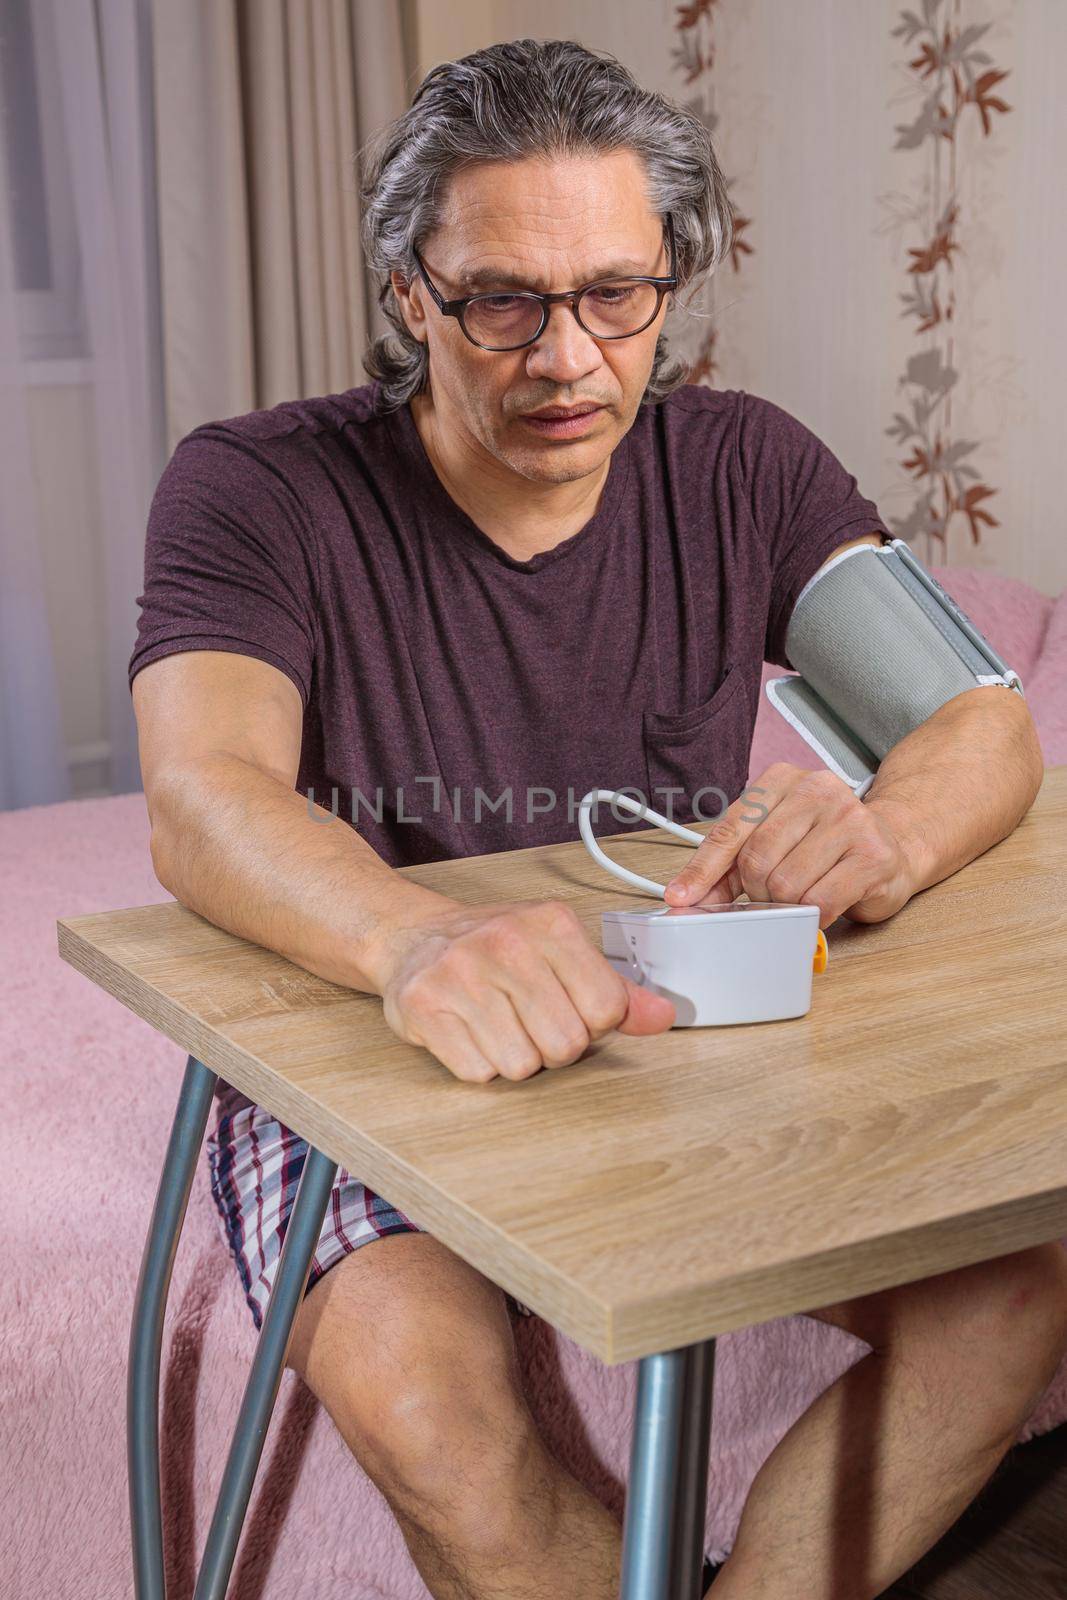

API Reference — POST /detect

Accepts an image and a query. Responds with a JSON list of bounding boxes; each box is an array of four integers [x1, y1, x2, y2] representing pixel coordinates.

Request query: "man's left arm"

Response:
[[663, 534, 1046, 928]]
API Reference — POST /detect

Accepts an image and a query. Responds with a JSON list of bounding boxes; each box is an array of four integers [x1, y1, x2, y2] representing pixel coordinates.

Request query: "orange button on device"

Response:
[[813, 929, 828, 973]]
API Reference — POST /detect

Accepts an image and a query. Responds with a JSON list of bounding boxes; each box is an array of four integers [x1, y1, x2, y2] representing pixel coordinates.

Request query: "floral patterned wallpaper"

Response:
[[669, 0, 1025, 565], [668, 0, 753, 387], [884, 1, 1011, 550]]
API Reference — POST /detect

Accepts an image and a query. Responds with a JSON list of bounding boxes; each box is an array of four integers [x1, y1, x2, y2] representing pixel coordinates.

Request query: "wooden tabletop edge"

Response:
[[603, 1179, 1067, 1363]]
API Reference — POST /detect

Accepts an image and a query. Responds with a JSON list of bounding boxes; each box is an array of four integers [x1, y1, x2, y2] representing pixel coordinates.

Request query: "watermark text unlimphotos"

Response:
[[304, 780, 770, 827]]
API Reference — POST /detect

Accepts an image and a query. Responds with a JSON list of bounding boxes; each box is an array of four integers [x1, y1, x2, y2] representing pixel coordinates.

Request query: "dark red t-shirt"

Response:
[[129, 379, 890, 1112], [130, 378, 889, 850]]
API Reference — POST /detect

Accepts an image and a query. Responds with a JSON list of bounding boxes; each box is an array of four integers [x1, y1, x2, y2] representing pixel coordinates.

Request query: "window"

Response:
[[0, 0, 87, 359]]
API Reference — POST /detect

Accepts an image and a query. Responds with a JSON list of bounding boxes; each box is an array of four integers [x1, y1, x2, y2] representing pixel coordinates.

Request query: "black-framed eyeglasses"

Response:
[[410, 214, 678, 353]]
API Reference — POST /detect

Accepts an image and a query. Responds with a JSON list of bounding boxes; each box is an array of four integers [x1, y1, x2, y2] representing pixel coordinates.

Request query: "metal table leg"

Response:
[[619, 1338, 716, 1600], [671, 1341, 716, 1599], [129, 1054, 219, 1599], [192, 1138, 337, 1598], [128, 1054, 338, 1600]]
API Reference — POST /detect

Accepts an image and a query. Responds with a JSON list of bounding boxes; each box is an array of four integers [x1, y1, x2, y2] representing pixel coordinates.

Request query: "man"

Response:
[[129, 37, 1067, 1600]]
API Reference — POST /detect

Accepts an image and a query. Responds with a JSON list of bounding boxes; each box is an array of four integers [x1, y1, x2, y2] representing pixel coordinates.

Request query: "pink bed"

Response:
[[5, 566, 1066, 1598]]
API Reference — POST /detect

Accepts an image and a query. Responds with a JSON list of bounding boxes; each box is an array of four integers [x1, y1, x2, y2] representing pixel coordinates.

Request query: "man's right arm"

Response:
[[133, 648, 452, 996], [133, 650, 674, 1082]]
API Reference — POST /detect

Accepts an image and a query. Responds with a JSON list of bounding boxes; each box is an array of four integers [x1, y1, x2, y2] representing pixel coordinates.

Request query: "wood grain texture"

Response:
[[56, 768, 1067, 1363]]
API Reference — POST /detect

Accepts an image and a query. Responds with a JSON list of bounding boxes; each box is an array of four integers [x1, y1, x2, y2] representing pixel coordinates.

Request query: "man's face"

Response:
[[393, 150, 673, 485]]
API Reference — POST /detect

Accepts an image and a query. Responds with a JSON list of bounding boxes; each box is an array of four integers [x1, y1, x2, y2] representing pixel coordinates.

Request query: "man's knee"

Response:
[[808, 1242, 1067, 1426], [972, 1242, 1067, 1420], [354, 1358, 546, 1542], [286, 1238, 553, 1557]]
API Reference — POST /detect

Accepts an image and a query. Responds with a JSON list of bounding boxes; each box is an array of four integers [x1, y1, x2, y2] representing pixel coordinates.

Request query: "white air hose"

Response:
[[577, 789, 705, 898]]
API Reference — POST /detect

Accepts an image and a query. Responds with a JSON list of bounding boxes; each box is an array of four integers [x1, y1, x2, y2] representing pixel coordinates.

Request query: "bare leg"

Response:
[[287, 1230, 1067, 1599], [286, 1231, 624, 1599], [710, 1242, 1067, 1600]]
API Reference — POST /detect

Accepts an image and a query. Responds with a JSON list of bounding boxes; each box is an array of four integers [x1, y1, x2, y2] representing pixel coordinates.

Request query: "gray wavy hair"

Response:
[[358, 37, 734, 413]]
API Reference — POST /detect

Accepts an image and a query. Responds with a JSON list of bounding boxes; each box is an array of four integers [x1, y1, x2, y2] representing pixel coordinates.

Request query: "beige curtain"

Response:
[[151, 0, 414, 451]]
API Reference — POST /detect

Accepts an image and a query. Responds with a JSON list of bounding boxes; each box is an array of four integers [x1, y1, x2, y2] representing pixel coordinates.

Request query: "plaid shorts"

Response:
[[207, 1100, 532, 1331]]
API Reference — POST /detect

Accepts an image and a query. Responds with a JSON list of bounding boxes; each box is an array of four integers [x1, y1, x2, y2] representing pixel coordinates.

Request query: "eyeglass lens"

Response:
[[463, 280, 661, 349]]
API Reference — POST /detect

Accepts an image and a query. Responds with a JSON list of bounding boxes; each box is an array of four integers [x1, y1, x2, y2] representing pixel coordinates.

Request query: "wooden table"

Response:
[[57, 766, 1067, 1600]]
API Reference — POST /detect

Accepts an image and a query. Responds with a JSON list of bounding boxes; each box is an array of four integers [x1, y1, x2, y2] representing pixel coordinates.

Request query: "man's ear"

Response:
[[391, 270, 426, 342]]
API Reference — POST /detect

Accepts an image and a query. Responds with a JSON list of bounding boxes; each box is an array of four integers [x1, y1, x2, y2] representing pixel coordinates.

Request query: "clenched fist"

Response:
[[374, 897, 676, 1082]]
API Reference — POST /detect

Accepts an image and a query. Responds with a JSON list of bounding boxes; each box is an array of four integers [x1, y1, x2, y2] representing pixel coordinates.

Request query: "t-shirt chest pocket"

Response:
[[642, 662, 753, 824]]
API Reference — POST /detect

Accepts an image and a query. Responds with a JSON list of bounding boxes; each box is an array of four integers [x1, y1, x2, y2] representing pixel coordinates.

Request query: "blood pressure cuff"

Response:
[[766, 537, 1025, 798]]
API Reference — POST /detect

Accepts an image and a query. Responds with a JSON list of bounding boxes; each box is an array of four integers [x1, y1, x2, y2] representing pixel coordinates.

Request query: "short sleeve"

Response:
[[128, 426, 319, 707], [737, 392, 892, 669]]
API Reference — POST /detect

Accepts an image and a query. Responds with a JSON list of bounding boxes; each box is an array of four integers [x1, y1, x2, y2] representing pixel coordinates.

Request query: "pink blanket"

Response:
[[4, 567, 1065, 1597]]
